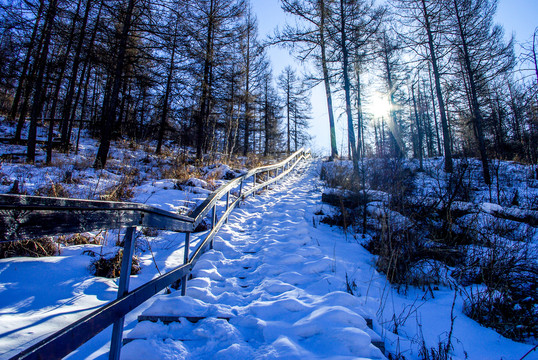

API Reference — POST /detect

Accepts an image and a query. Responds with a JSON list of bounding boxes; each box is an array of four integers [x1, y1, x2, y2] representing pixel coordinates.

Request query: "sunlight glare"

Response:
[[367, 93, 391, 120]]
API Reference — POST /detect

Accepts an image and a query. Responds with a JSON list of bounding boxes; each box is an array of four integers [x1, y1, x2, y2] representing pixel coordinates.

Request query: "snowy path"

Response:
[[121, 161, 385, 360]]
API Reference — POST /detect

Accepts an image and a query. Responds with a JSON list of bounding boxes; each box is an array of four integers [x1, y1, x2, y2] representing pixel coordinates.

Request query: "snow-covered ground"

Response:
[[1, 145, 536, 359]]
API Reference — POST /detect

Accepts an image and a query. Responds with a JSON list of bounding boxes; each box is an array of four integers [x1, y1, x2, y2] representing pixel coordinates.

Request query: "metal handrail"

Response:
[[1, 148, 310, 360]]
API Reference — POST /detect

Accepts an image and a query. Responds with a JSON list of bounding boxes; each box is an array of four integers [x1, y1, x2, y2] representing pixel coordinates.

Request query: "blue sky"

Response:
[[252, 0, 538, 155]]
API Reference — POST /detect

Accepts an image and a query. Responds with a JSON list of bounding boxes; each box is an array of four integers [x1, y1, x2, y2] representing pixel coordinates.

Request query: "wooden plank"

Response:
[[0, 208, 141, 242], [0, 195, 194, 242]]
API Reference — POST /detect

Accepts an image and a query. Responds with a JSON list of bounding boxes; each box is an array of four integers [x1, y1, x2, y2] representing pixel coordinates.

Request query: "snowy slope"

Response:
[[121, 160, 536, 360], [1, 158, 536, 359], [120, 160, 385, 360]]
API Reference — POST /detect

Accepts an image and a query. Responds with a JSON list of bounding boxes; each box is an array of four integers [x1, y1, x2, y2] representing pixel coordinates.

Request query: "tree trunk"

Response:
[[319, 0, 338, 159], [355, 57, 364, 159], [196, 0, 215, 159], [9, 0, 45, 134], [427, 62, 442, 156], [421, 0, 453, 173], [339, 0, 358, 172], [453, 0, 490, 184], [382, 32, 404, 158], [156, 32, 177, 155], [287, 79, 291, 154], [412, 82, 424, 170], [27, 0, 59, 163], [94, 0, 136, 169], [60, 0, 93, 151]]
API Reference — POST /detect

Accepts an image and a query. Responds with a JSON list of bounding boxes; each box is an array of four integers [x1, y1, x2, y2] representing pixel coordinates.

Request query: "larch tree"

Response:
[[277, 0, 339, 159], [393, 0, 454, 173], [278, 66, 298, 154], [446, 0, 514, 185]]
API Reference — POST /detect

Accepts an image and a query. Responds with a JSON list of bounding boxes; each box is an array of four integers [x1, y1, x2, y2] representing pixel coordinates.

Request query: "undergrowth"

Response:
[[0, 237, 58, 258], [320, 157, 538, 343], [87, 249, 141, 278]]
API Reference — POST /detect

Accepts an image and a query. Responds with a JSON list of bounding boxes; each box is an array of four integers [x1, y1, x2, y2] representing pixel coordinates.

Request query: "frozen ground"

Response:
[[1, 158, 536, 359]]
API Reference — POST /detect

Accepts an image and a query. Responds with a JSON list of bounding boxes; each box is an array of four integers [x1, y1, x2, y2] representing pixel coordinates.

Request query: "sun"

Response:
[[366, 93, 391, 120]]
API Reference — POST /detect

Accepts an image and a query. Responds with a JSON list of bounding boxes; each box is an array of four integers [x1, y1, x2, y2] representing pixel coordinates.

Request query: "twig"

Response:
[[520, 344, 538, 360]]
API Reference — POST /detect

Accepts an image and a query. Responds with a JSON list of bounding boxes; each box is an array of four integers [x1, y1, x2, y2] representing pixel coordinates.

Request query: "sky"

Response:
[[252, 0, 538, 156]]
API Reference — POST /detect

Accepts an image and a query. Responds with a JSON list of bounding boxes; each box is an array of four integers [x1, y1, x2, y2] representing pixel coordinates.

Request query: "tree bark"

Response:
[[27, 0, 59, 163], [453, 0, 491, 184], [421, 0, 453, 173], [339, 0, 359, 172], [9, 0, 45, 134], [94, 0, 136, 169], [319, 0, 338, 159]]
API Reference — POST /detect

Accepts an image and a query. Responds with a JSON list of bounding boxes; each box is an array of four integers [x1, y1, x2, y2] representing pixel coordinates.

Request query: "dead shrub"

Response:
[[141, 227, 159, 237], [320, 161, 356, 191], [0, 237, 58, 258], [458, 239, 538, 341], [7, 179, 27, 194], [368, 158, 416, 211], [320, 208, 360, 232], [365, 218, 463, 289], [193, 218, 210, 233], [73, 157, 93, 171], [57, 233, 102, 245], [35, 182, 70, 198], [0, 172, 12, 186], [161, 163, 202, 183], [463, 288, 537, 341], [88, 249, 141, 278], [366, 225, 426, 287], [100, 176, 135, 202]]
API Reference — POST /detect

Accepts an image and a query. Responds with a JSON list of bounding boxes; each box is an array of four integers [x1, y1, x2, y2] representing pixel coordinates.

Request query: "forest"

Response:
[[0, 0, 312, 168], [0, 0, 536, 176], [0, 0, 538, 358]]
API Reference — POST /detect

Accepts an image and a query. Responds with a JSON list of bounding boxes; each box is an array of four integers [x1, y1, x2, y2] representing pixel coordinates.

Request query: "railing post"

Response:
[[210, 205, 216, 249], [225, 191, 230, 224], [109, 226, 136, 360], [181, 232, 191, 296]]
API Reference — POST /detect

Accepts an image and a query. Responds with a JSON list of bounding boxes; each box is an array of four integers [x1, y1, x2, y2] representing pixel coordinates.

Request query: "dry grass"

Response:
[[99, 175, 135, 202], [88, 249, 141, 278], [35, 182, 70, 198], [161, 162, 203, 182], [57, 233, 103, 246], [0, 237, 58, 258]]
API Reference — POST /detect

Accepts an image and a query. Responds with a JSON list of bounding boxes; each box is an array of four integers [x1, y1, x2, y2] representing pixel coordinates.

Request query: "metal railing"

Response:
[[0, 148, 310, 360]]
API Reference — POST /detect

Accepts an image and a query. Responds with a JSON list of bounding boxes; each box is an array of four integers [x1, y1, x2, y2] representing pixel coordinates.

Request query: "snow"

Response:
[[1, 137, 536, 359], [120, 161, 534, 360]]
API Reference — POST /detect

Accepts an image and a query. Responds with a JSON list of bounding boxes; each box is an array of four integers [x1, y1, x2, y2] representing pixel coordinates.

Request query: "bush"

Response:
[[88, 249, 141, 278], [366, 224, 425, 287], [0, 237, 58, 258], [57, 233, 102, 246], [100, 176, 135, 202], [35, 183, 70, 198], [458, 239, 538, 341]]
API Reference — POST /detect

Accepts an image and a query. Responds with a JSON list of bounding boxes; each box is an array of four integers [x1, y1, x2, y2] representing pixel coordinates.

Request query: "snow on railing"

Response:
[[0, 148, 310, 360]]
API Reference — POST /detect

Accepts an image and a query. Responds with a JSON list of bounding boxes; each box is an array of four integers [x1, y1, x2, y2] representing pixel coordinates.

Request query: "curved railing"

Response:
[[0, 148, 310, 360]]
